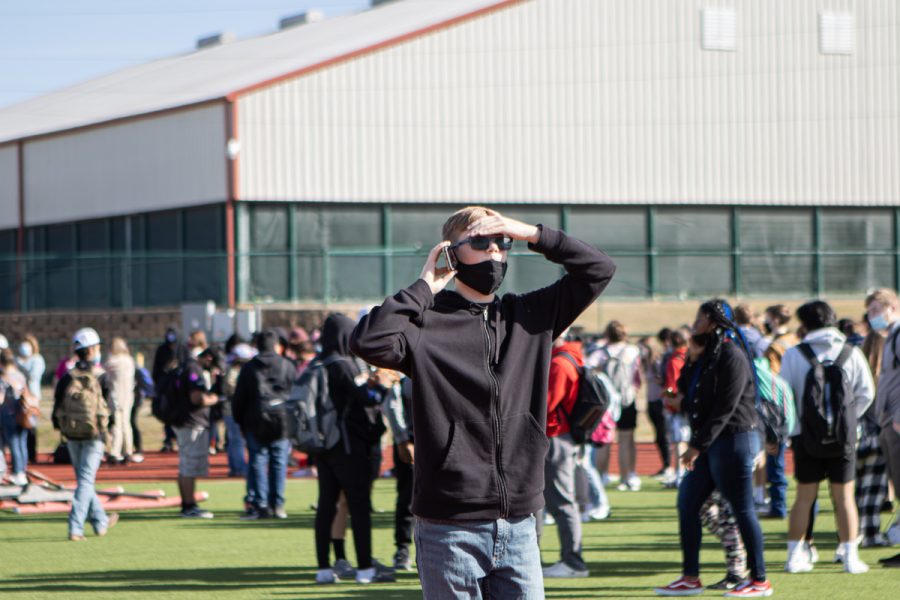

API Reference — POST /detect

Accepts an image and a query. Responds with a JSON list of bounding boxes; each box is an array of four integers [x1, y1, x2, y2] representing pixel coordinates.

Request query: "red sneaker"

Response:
[[724, 580, 773, 597], [654, 577, 704, 596]]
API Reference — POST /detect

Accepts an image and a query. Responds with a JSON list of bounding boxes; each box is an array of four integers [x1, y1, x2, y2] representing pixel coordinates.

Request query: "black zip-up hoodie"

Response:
[[350, 226, 615, 520]]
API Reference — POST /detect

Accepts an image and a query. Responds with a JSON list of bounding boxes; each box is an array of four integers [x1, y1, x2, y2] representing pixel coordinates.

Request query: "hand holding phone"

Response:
[[440, 246, 457, 272]]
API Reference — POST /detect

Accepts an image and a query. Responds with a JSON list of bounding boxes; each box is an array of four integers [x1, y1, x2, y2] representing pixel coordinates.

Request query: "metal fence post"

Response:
[[647, 206, 657, 299]]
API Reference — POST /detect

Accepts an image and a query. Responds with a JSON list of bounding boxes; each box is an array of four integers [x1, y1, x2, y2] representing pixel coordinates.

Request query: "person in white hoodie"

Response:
[[780, 301, 874, 575]]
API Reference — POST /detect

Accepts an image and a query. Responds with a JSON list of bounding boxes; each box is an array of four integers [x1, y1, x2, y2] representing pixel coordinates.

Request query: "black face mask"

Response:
[[455, 259, 508, 295]]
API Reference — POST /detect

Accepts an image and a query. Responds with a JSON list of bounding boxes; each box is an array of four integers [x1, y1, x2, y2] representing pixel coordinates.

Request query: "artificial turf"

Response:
[[0, 477, 896, 599]]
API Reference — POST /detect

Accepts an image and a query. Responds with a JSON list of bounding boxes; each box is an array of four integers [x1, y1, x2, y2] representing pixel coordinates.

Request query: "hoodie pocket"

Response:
[[432, 419, 498, 501], [502, 413, 550, 498]]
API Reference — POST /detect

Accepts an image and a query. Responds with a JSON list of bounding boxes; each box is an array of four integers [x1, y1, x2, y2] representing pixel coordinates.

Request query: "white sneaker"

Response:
[[833, 546, 846, 564], [542, 561, 589, 578], [785, 546, 813, 574], [844, 555, 869, 574], [805, 542, 819, 564], [589, 505, 611, 520], [315, 569, 336, 584], [627, 476, 642, 491], [10, 472, 27, 486], [543, 512, 556, 526]]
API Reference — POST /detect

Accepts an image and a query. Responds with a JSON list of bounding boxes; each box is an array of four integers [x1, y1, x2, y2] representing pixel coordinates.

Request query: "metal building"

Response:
[[0, 0, 896, 311]]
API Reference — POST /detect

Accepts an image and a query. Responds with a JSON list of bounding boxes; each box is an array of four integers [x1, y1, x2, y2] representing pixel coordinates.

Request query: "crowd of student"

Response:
[[4, 206, 900, 599]]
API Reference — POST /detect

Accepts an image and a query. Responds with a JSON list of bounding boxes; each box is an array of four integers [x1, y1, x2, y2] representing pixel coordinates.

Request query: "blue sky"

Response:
[[0, 0, 373, 109]]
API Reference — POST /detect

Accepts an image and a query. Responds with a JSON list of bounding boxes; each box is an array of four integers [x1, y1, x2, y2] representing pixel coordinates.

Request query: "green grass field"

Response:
[[1, 477, 897, 599]]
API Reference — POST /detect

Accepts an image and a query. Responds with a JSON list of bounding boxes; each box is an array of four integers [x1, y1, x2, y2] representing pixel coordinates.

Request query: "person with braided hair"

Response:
[[654, 299, 771, 598]]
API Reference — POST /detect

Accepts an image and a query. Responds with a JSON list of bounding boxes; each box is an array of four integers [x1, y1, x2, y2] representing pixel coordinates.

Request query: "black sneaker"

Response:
[[240, 508, 269, 521], [707, 574, 745, 591], [879, 553, 900, 568], [393, 547, 412, 571]]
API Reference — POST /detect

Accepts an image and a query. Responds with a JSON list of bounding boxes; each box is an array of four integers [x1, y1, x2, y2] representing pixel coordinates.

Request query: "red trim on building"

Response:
[[226, 0, 524, 100], [15, 142, 24, 310]]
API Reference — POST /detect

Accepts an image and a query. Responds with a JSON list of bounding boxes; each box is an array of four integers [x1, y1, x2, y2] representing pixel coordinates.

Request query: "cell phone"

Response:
[[441, 246, 457, 271]]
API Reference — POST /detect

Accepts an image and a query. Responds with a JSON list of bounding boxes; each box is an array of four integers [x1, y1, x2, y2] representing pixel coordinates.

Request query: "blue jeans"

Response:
[[415, 515, 544, 599], [1, 411, 27, 475], [583, 445, 609, 508], [223, 415, 247, 476], [67, 439, 109, 536], [677, 431, 766, 581], [245, 433, 290, 510], [766, 442, 787, 518]]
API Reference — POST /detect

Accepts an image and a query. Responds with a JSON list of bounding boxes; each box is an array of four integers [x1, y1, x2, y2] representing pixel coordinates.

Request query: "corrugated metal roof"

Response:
[[0, 0, 511, 144]]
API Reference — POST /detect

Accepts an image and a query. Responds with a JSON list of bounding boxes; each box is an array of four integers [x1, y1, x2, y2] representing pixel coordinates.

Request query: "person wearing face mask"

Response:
[[52, 327, 118, 541], [351, 206, 616, 599], [15, 334, 44, 463], [761, 304, 797, 375], [152, 327, 188, 453], [865, 289, 900, 566], [654, 299, 771, 598]]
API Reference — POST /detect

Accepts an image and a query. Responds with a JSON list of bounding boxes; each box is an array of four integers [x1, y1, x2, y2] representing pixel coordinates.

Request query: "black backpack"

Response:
[[287, 356, 347, 455], [798, 343, 857, 459], [151, 365, 190, 426], [559, 352, 612, 444], [251, 357, 295, 444]]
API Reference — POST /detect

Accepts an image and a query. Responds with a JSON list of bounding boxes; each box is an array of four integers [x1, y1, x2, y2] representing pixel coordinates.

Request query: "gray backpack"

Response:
[[603, 348, 636, 408]]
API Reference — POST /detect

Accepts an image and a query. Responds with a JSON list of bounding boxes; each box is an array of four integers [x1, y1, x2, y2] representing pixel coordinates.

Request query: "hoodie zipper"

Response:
[[483, 307, 508, 518]]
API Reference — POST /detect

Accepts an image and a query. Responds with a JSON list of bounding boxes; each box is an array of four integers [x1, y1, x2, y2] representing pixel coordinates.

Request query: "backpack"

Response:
[[56, 368, 107, 440], [752, 357, 796, 445], [251, 357, 295, 444], [797, 343, 857, 459], [287, 356, 346, 455], [151, 365, 190, 426], [558, 352, 613, 444], [602, 346, 637, 408]]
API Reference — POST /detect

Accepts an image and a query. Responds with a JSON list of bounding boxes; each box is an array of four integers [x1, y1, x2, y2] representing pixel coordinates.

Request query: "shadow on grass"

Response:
[[0, 566, 422, 597]]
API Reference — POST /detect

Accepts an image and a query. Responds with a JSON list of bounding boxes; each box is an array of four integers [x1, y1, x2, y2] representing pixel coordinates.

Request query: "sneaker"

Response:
[[879, 552, 900, 568], [273, 506, 288, 519], [785, 552, 813, 574], [805, 542, 819, 564], [544, 512, 556, 526], [651, 468, 671, 480], [96, 513, 119, 537], [588, 504, 611, 521], [393, 547, 412, 571], [724, 580, 773, 597], [843, 550, 869, 574], [208, 446, 217, 455], [181, 506, 214, 519], [129, 453, 145, 464], [240, 508, 266, 521], [356, 562, 396, 584], [653, 576, 704, 596], [10, 472, 27, 486], [332, 559, 356, 580], [542, 561, 589, 578], [833, 545, 846, 564], [707, 574, 745, 591], [315, 568, 336, 584], [626, 476, 642, 491], [160, 444, 174, 453], [68, 533, 86, 542]]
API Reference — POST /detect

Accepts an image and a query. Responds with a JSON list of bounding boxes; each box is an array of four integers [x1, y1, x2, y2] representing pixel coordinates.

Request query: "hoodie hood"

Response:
[[552, 341, 584, 363], [801, 327, 847, 362], [321, 313, 356, 357]]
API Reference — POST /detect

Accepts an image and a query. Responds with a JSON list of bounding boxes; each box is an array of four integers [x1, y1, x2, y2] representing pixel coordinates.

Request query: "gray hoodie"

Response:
[[780, 327, 874, 438]]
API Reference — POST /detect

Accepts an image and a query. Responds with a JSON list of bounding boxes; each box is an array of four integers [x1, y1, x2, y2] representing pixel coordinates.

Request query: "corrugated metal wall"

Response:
[[0, 144, 18, 230], [24, 104, 228, 226], [238, 0, 899, 206]]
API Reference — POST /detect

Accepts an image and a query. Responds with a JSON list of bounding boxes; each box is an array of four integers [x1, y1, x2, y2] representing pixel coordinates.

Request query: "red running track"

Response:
[[23, 443, 793, 485]]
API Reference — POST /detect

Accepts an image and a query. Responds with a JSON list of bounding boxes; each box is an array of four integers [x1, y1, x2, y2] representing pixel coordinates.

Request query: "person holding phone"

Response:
[[351, 206, 616, 599]]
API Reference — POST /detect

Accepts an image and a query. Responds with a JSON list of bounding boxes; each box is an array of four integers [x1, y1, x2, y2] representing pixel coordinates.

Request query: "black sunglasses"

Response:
[[450, 235, 514, 251]]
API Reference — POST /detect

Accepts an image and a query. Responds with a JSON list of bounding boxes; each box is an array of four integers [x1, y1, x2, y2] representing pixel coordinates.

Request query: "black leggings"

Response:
[[647, 399, 670, 469], [131, 396, 143, 453], [315, 440, 375, 569]]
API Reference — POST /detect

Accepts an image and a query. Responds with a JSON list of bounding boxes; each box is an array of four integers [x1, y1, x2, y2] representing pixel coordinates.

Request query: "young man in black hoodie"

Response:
[[351, 206, 615, 598], [232, 330, 295, 520]]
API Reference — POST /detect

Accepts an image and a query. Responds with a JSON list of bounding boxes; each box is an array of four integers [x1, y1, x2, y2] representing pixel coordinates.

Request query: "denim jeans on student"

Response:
[[0, 411, 27, 475], [765, 442, 787, 518], [415, 514, 544, 600], [67, 439, 109, 536], [245, 433, 290, 510], [583, 445, 609, 509], [677, 430, 766, 581], [223, 415, 247, 477]]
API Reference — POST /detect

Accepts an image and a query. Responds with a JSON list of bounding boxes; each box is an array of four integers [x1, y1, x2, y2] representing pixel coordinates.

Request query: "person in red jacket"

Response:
[[537, 332, 589, 578], [662, 329, 691, 487]]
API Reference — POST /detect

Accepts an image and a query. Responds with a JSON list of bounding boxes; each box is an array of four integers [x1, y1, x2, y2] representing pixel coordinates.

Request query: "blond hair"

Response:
[[441, 206, 498, 242], [865, 288, 899, 310], [110, 337, 130, 356], [22, 333, 40, 355]]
